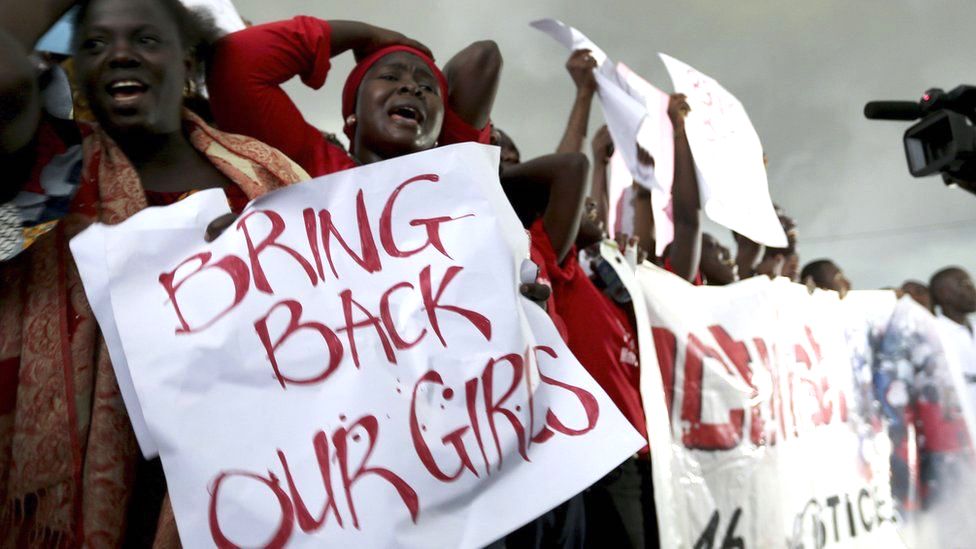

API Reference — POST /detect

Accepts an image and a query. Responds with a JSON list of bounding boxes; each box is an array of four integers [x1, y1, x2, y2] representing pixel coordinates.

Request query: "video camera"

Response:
[[864, 85, 976, 189]]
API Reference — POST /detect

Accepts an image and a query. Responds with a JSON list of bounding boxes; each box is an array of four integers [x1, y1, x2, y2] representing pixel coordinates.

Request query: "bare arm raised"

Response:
[[667, 93, 703, 282], [442, 40, 502, 131], [501, 153, 591, 263], [556, 49, 598, 154]]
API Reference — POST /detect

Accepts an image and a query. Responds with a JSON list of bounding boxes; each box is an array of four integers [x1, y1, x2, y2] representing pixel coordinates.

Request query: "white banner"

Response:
[[658, 54, 786, 248], [635, 267, 904, 548], [71, 143, 643, 548]]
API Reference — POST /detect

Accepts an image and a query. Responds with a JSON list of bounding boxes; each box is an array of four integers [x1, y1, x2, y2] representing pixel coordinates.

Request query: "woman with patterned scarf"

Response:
[[0, 0, 309, 545]]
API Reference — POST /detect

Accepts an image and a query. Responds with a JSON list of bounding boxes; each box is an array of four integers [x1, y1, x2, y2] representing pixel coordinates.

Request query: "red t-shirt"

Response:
[[208, 17, 490, 178], [528, 230, 568, 343], [529, 220, 648, 452]]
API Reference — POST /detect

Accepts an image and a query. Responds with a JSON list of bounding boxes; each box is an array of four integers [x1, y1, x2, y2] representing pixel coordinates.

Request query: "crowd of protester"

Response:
[[0, 0, 974, 547]]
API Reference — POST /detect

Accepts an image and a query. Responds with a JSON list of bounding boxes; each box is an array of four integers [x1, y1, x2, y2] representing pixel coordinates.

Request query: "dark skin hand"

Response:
[[327, 20, 432, 62], [0, 29, 40, 158], [667, 93, 702, 282], [613, 233, 648, 265], [520, 282, 552, 307], [205, 212, 237, 242], [556, 49, 597, 155]]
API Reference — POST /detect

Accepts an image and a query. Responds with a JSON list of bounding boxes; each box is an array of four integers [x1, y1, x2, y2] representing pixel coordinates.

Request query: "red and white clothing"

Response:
[[208, 16, 490, 178], [529, 220, 648, 453], [528, 231, 568, 343]]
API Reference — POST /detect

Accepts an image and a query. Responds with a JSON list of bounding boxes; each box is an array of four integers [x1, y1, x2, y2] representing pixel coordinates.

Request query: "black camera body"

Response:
[[865, 85, 976, 185]]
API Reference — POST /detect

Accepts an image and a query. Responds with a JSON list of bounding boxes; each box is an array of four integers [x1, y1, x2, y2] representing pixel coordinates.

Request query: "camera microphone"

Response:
[[863, 101, 923, 121]]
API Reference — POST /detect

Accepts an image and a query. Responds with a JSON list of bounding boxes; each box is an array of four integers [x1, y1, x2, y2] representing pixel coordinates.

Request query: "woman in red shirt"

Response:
[[207, 17, 499, 175]]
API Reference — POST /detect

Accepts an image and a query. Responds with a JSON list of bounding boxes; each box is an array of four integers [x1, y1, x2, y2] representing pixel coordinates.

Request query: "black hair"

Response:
[[901, 279, 928, 291], [800, 259, 834, 285], [929, 266, 965, 307]]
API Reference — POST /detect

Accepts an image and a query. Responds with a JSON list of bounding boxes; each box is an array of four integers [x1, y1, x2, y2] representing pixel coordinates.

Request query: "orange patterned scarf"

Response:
[[0, 110, 308, 546]]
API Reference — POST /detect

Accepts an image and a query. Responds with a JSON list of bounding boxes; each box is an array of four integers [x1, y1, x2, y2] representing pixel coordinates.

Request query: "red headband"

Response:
[[341, 45, 449, 142]]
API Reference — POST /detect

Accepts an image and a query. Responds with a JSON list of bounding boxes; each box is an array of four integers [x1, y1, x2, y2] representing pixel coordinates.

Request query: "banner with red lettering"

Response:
[[70, 143, 645, 547], [634, 266, 906, 548]]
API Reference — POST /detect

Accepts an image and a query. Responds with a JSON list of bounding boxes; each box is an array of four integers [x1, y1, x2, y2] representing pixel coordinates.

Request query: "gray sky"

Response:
[[235, 0, 976, 289]]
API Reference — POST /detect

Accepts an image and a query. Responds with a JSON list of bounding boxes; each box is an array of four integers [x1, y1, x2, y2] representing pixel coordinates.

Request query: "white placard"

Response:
[[72, 143, 644, 547], [531, 19, 659, 191], [614, 63, 675, 255], [658, 53, 786, 248]]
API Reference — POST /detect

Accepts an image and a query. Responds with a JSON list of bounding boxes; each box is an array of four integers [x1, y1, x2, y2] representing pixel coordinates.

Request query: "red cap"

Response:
[[341, 45, 449, 143]]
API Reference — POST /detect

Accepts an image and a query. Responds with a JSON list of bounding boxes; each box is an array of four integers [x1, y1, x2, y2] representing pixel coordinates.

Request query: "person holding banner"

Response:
[[594, 92, 705, 285], [734, 203, 799, 282], [528, 171, 654, 548], [801, 258, 852, 297], [203, 16, 571, 306], [902, 279, 934, 312], [208, 16, 500, 177], [492, 127, 522, 168], [492, 54, 657, 543], [486, 142, 592, 547], [931, 267, 976, 385], [0, 0, 310, 544], [699, 233, 738, 286], [663, 93, 705, 284], [508, 112, 653, 547]]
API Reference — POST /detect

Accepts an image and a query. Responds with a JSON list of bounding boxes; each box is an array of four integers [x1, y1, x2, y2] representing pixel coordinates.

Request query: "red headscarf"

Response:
[[341, 45, 449, 142]]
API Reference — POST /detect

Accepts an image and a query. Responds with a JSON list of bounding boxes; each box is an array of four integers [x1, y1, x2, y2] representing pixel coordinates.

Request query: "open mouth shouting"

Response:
[[105, 78, 149, 108], [388, 102, 426, 128]]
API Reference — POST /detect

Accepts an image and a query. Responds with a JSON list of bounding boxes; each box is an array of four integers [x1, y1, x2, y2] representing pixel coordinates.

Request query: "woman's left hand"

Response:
[[205, 213, 238, 242]]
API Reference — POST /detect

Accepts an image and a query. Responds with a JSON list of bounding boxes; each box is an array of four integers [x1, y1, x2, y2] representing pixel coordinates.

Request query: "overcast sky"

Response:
[[235, 0, 976, 289]]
